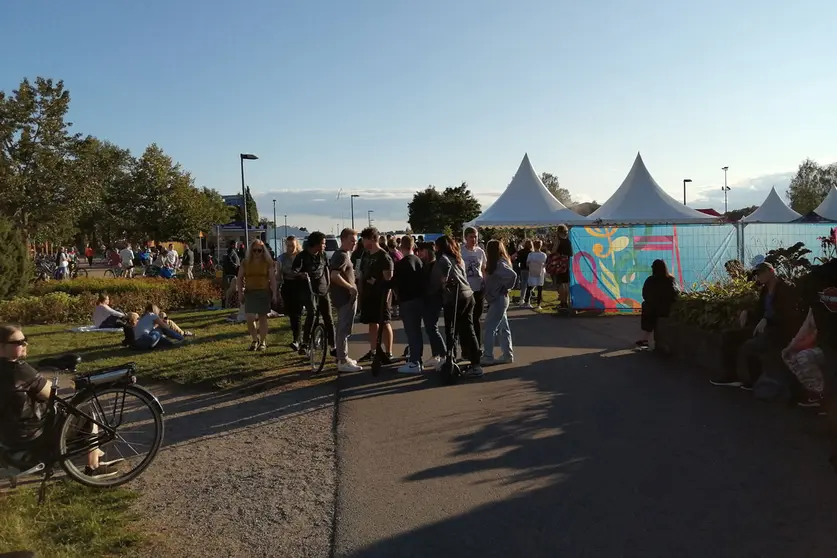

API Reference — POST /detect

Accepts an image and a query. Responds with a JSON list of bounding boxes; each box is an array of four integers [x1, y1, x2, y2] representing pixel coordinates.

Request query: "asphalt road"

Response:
[[334, 308, 837, 558]]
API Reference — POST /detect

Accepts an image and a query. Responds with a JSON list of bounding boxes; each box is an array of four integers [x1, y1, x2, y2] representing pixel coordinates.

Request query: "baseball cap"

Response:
[[753, 261, 775, 274]]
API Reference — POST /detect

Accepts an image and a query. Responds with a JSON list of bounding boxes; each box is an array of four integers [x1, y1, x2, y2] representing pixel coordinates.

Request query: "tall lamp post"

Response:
[[682, 178, 692, 206], [350, 194, 359, 229], [721, 166, 730, 214], [367, 210, 374, 227], [272, 199, 277, 256], [284, 215, 288, 241], [239, 153, 258, 248]]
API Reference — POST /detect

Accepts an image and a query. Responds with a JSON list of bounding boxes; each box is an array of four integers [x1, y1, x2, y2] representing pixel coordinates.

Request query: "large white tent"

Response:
[[469, 153, 590, 227], [588, 153, 718, 224], [813, 186, 837, 221], [741, 187, 802, 223]]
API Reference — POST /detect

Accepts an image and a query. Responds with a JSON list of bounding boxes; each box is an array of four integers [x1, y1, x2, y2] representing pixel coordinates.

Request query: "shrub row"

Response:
[[670, 277, 759, 331], [1, 279, 221, 325]]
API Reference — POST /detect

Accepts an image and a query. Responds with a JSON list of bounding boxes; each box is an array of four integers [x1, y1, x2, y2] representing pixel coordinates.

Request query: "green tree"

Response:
[[440, 182, 481, 234], [408, 183, 481, 234], [233, 187, 259, 226], [0, 216, 32, 298], [408, 186, 446, 232], [0, 77, 83, 243], [541, 172, 574, 206], [725, 205, 759, 222], [787, 159, 837, 214]]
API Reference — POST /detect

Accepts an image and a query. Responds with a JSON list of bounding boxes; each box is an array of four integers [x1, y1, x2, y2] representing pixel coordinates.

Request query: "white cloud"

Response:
[[690, 171, 795, 210]]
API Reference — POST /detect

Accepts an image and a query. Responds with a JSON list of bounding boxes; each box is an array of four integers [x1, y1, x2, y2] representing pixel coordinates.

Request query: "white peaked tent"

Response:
[[470, 153, 590, 227], [813, 186, 837, 221], [742, 187, 802, 223], [588, 153, 717, 224]]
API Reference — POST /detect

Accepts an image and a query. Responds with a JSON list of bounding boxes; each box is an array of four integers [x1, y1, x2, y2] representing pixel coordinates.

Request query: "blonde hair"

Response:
[[126, 312, 140, 325], [284, 236, 301, 256], [244, 239, 272, 265]]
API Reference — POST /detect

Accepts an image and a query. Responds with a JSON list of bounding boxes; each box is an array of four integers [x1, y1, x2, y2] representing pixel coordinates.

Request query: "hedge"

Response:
[[1, 279, 221, 325]]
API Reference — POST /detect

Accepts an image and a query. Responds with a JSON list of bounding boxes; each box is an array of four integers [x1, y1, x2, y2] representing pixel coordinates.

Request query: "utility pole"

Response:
[[722, 166, 730, 214], [350, 194, 359, 229], [272, 199, 277, 256], [682, 178, 692, 206]]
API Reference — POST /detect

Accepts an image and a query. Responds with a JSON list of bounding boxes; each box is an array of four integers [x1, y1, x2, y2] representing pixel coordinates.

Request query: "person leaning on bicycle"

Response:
[[292, 231, 336, 356], [0, 324, 121, 478]]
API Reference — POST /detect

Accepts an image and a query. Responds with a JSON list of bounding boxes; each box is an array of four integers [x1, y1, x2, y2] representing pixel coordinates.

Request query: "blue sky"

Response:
[[2, 0, 836, 233]]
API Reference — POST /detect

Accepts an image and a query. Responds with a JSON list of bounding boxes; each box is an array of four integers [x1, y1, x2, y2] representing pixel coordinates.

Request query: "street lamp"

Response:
[[239, 153, 258, 247], [682, 178, 692, 206], [272, 199, 277, 256], [367, 210, 374, 227], [284, 214, 288, 241], [721, 166, 731, 214], [350, 194, 360, 229]]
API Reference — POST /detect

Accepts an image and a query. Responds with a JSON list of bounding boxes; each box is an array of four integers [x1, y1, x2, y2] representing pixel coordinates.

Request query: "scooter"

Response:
[[439, 276, 462, 386]]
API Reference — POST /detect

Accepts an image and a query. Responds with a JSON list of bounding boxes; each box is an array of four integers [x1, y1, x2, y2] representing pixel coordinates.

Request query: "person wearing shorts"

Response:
[[358, 227, 394, 363]]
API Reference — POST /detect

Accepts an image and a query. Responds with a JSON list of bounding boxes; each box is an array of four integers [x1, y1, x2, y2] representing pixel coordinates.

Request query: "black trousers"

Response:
[[303, 292, 336, 347], [281, 282, 305, 343], [444, 295, 480, 365], [472, 290, 485, 349]]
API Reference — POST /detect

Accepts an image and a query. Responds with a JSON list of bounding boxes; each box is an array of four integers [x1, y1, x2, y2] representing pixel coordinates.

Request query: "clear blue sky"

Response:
[[2, 0, 836, 231]]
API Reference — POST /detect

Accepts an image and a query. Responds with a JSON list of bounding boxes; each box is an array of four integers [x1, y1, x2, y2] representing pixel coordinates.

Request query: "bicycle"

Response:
[[303, 278, 329, 374], [0, 353, 165, 503], [103, 266, 125, 279], [69, 260, 88, 279]]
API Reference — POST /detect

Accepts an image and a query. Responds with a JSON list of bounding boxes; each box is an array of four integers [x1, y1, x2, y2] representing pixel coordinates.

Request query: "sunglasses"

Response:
[[5, 338, 27, 347], [253, 249, 264, 253]]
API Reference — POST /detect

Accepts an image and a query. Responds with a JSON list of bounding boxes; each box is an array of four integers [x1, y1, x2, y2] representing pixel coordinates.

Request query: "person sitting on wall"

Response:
[[635, 259, 679, 349]]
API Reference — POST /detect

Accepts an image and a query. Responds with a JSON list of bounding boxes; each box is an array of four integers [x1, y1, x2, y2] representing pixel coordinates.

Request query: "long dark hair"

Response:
[[651, 259, 671, 278], [486, 239, 510, 274], [434, 235, 462, 265]]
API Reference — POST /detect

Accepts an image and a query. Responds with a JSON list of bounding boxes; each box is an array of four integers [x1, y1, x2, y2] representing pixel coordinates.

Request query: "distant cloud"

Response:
[[690, 171, 795, 210]]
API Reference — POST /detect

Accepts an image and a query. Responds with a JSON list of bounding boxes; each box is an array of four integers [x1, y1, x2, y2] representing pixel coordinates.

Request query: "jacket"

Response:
[[753, 277, 800, 345], [484, 260, 518, 303], [642, 275, 679, 316], [430, 254, 473, 305]]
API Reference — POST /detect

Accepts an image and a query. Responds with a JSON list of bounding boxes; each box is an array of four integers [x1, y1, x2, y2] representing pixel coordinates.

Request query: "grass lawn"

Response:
[[0, 480, 147, 557], [24, 309, 318, 387]]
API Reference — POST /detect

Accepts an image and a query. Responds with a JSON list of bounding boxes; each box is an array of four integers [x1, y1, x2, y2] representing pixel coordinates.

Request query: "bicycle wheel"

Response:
[[309, 324, 328, 374], [103, 269, 115, 279], [74, 268, 88, 278], [58, 385, 164, 488]]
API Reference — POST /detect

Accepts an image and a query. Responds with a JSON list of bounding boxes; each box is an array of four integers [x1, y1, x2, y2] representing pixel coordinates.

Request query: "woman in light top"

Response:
[[238, 239, 277, 352], [93, 294, 126, 329], [277, 236, 305, 351], [525, 239, 547, 309], [481, 240, 518, 364]]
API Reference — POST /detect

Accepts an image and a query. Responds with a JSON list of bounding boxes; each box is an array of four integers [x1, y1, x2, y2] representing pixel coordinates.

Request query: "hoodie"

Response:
[[484, 260, 518, 303], [430, 254, 473, 305]]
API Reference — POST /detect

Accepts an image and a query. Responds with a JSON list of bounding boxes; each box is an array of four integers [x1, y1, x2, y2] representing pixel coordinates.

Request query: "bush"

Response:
[[0, 279, 220, 325], [670, 277, 760, 331], [0, 217, 32, 299]]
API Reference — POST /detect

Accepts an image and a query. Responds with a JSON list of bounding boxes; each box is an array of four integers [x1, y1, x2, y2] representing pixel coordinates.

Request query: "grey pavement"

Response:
[[334, 308, 837, 558]]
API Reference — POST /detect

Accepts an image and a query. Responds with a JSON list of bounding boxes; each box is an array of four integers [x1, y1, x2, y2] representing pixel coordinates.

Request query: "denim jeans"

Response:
[[334, 297, 358, 361], [134, 326, 183, 350], [400, 298, 424, 364], [422, 296, 446, 357], [482, 295, 512, 360]]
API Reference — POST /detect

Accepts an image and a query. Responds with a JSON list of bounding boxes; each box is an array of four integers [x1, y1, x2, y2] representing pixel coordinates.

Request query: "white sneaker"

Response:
[[346, 357, 360, 367], [397, 362, 423, 374], [337, 361, 363, 373], [480, 356, 495, 365], [423, 356, 442, 369], [522, 303, 533, 309]]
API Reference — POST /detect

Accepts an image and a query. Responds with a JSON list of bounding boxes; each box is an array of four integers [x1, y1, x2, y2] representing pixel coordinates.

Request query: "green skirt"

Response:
[[244, 289, 271, 315]]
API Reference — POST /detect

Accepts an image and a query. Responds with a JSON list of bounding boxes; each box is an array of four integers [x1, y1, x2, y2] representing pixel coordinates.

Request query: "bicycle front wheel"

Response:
[[58, 385, 164, 488], [103, 269, 116, 279], [74, 268, 88, 278], [310, 324, 328, 374]]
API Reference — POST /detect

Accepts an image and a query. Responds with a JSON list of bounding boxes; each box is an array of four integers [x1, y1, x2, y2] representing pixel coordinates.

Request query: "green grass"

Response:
[[24, 309, 315, 387], [0, 480, 147, 557], [511, 287, 560, 313]]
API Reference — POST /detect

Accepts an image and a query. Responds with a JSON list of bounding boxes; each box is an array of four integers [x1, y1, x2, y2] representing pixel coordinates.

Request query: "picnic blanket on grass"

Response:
[[70, 325, 123, 333]]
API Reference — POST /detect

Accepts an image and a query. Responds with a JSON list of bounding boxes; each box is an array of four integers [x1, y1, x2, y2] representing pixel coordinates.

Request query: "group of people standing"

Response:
[[236, 226, 542, 378]]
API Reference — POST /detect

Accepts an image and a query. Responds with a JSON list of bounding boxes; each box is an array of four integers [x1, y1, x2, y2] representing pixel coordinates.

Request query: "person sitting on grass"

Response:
[[127, 305, 190, 350], [636, 259, 679, 349], [93, 294, 126, 329], [0, 324, 122, 478]]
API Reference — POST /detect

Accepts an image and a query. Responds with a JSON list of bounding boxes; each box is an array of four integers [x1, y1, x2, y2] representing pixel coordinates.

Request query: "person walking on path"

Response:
[[238, 239, 277, 352], [330, 228, 363, 373], [294, 231, 336, 357], [481, 240, 518, 364], [394, 236, 425, 374], [461, 227, 487, 350], [433, 235, 483, 378]]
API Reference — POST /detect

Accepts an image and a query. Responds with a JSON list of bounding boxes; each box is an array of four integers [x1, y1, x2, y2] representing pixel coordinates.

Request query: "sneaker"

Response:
[[798, 396, 823, 408], [480, 356, 496, 366], [298, 344, 308, 356], [290, 341, 300, 352], [85, 461, 122, 478], [710, 379, 743, 387], [740, 384, 754, 391], [248, 340, 258, 351], [495, 355, 514, 364], [522, 304, 533, 309], [346, 357, 360, 367], [337, 360, 363, 373], [380, 352, 394, 365], [423, 356, 442, 370], [397, 362, 423, 374], [464, 365, 484, 378], [257, 342, 267, 352], [635, 340, 649, 349], [183, 331, 195, 337], [358, 351, 374, 362]]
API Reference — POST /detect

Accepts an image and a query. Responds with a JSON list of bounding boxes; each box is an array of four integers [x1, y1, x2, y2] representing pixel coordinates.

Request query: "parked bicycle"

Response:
[[68, 260, 88, 279], [0, 353, 165, 503]]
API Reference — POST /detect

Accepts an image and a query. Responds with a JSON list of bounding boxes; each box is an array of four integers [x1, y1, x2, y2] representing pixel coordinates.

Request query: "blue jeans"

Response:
[[483, 295, 512, 360], [400, 298, 424, 364], [422, 297, 446, 358], [134, 327, 183, 350]]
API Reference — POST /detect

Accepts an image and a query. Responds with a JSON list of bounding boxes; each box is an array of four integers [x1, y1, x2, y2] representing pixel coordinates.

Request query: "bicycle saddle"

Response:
[[38, 353, 82, 371]]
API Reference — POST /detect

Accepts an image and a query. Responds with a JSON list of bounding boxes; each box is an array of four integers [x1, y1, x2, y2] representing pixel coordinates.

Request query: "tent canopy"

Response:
[[741, 187, 802, 223], [470, 153, 590, 227], [813, 186, 837, 221], [588, 153, 718, 225]]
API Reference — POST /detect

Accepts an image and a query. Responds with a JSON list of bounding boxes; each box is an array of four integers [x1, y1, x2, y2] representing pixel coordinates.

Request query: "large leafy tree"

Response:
[[233, 186, 259, 226], [407, 182, 481, 233], [0, 216, 32, 298], [0, 77, 84, 243], [441, 182, 481, 233], [787, 159, 837, 214], [408, 186, 447, 232], [541, 172, 574, 207]]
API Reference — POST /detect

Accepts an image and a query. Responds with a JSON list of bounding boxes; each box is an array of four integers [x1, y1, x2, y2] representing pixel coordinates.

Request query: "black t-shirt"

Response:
[[0, 359, 48, 446], [293, 250, 330, 296], [361, 249, 394, 303], [394, 254, 425, 303], [556, 237, 572, 257], [517, 248, 531, 271]]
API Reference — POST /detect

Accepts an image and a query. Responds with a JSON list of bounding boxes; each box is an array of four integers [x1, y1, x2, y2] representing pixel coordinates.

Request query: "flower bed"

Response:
[[1, 279, 221, 325]]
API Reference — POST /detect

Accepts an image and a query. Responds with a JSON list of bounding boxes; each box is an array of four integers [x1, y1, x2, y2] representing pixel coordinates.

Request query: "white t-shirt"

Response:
[[165, 250, 178, 267], [58, 253, 69, 268], [527, 251, 547, 286], [134, 313, 158, 337], [460, 245, 487, 292], [120, 248, 134, 267]]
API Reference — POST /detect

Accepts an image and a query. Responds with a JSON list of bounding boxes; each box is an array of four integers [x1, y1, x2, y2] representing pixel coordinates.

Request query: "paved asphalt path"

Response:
[[334, 308, 837, 558]]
